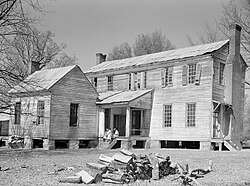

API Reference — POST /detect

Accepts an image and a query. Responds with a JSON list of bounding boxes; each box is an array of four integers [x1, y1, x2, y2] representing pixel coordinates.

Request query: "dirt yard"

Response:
[[0, 148, 250, 186]]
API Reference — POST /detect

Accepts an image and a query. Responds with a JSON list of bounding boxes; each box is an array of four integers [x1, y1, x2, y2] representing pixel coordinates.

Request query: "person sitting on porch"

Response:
[[103, 128, 109, 142], [107, 128, 112, 142], [113, 128, 119, 139]]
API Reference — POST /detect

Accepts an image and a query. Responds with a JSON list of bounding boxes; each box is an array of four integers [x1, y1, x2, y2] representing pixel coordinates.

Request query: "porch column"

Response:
[[99, 108, 105, 138], [126, 107, 131, 137], [110, 108, 114, 129]]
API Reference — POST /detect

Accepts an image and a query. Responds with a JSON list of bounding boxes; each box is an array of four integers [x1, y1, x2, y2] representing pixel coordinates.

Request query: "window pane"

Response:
[[187, 103, 195, 127], [188, 64, 196, 84], [163, 105, 172, 127], [37, 101, 45, 124], [15, 102, 21, 124], [107, 76, 113, 91]]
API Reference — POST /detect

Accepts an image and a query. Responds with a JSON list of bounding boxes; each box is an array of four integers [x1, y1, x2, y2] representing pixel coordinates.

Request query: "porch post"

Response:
[[110, 108, 114, 129], [99, 108, 105, 138], [126, 107, 131, 137]]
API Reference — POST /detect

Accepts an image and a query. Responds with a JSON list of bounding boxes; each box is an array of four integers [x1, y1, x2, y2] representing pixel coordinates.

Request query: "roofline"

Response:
[[86, 54, 213, 77]]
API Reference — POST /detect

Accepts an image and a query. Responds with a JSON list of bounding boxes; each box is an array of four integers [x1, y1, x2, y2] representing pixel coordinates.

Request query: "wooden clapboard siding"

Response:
[[149, 57, 213, 141], [96, 76, 107, 92], [113, 74, 128, 91], [49, 66, 98, 139], [212, 44, 229, 101], [9, 94, 51, 138]]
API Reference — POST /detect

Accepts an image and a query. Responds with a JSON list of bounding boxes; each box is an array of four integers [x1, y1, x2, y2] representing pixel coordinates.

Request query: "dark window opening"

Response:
[[79, 140, 98, 148], [14, 102, 21, 124], [55, 140, 69, 149], [133, 140, 145, 149], [161, 140, 200, 149], [33, 139, 43, 148], [93, 77, 97, 88], [70, 103, 79, 127]]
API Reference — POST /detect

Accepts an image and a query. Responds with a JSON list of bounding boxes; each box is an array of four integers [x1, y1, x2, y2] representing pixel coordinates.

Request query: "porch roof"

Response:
[[97, 89, 153, 105]]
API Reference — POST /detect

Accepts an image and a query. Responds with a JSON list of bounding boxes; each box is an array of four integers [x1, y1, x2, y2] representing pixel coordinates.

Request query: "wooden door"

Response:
[[114, 115, 126, 136], [132, 110, 141, 135]]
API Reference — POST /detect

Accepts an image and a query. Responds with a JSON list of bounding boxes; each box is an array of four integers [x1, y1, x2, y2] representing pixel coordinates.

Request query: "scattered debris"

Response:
[[59, 149, 213, 185], [0, 167, 11, 171]]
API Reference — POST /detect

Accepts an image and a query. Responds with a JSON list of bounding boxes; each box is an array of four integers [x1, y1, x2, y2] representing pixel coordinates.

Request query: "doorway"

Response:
[[114, 115, 126, 136], [132, 110, 141, 135]]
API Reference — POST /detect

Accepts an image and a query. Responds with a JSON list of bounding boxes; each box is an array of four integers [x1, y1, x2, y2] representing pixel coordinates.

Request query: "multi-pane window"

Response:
[[14, 102, 21, 124], [188, 64, 196, 84], [187, 103, 196, 127], [136, 73, 140, 89], [37, 101, 45, 124], [93, 77, 97, 88], [219, 63, 225, 85], [165, 67, 173, 86], [163, 104, 172, 127], [70, 103, 79, 127], [107, 76, 113, 91]]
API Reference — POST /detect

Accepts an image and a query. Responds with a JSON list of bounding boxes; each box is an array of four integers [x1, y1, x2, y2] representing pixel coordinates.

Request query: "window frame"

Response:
[[219, 62, 225, 85], [93, 77, 97, 88], [163, 104, 172, 127], [165, 67, 173, 86], [69, 103, 79, 127], [14, 102, 21, 125], [188, 64, 197, 84], [37, 101, 45, 125], [186, 103, 196, 127], [107, 76, 113, 91]]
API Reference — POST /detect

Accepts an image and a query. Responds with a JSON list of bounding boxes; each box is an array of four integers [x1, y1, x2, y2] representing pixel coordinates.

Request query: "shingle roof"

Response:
[[9, 65, 77, 93], [97, 89, 153, 105], [86, 40, 229, 74]]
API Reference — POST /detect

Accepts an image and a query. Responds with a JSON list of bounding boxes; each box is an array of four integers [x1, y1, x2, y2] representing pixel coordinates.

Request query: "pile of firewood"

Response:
[[59, 149, 212, 185]]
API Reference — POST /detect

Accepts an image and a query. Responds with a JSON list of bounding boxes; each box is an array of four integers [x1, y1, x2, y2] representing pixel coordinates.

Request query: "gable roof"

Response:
[[9, 65, 77, 93], [86, 40, 229, 74]]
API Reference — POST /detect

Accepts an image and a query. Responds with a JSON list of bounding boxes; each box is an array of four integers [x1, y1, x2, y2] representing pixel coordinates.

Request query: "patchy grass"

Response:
[[0, 148, 250, 186]]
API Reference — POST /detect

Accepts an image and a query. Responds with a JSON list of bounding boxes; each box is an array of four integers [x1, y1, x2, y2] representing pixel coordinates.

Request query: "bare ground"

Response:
[[0, 148, 250, 186]]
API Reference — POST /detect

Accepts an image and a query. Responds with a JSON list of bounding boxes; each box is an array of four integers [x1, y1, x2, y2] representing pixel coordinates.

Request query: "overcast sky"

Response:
[[39, 0, 228, 71]]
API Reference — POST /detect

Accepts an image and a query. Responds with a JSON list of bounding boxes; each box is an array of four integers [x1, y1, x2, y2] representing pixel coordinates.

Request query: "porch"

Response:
[[97, 89, 153, 142]]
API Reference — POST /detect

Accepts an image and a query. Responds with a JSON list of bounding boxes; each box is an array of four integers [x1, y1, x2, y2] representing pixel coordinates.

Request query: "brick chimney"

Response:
[[224, 24, 242, 105], [96, 53, 106, 65], [28, 61, 40, 75]]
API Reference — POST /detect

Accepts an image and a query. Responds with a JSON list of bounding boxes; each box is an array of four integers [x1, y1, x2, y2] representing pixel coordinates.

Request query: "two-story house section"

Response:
[[85, 24, 247, 151]]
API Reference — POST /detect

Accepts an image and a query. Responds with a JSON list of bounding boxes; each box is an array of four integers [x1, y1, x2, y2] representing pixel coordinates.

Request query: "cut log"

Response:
[[87, 169, 103, 183], [102, 178, 124, 184], [148, 154, 159, 180], [75, 170, 94, 184], [112, 153, 132, 164], [102, 172, 125, 181], [86, 162, 107, 171], [59, 176, 82, 184]]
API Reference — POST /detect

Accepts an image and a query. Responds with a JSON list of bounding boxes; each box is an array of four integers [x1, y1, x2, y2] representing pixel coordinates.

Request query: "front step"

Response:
[[224, 140, 240, 151], [97, 138, 118, 149]]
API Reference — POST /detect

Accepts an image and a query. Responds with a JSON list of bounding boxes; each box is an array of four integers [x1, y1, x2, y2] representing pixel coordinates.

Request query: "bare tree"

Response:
[[107, 42, 132, 61], [133, 30, 175, 56]]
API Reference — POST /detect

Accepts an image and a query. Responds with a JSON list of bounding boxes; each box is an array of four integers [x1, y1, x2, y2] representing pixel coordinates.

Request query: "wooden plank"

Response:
[[99, 154, 114, 164], [86, 162, 107, 171], [112, 153, 132, 164], [120, 149, 134, 156], [75, 170, 94, 184], [59, 176, 82, 184]]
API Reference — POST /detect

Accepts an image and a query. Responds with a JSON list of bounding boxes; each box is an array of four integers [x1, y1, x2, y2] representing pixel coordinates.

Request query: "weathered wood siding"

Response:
[[49, 66, 98, 140], [9, 94, 51, 138], [212, 44, 229, 101], [149, 57, 213, 141]]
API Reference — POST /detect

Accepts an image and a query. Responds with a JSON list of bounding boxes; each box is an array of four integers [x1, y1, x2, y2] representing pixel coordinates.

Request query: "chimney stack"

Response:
[[96, 53, 106, 65], [224, 24, 242, 105], [28, 61, 40, 75]]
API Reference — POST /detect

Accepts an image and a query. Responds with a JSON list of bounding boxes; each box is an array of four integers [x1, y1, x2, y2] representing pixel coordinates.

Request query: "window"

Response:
[[136, 73, 140, 89], [128, 74, 132, 90], [14, 102, 21, 124], [187, 103, 196, 127], [70, 103, 79, 127], [163, 104, 172, 127], [92, 77, 97, 88], [37, 101, 45, 124], [188, 64, 196, 84], [219, 63, 225, 85], [107, 76, 113, 91], [165, 67, 173, 86]]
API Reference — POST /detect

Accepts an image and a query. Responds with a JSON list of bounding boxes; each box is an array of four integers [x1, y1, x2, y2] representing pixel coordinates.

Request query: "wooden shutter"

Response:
[[168, 67, 173, 86], [105, 76, 108, 91], [195, 64, 202, 85], [141, 72, 145, 89], [131, 73, 135, 91], [182, 65, 188, 86], [161, 68, 166, 87]]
